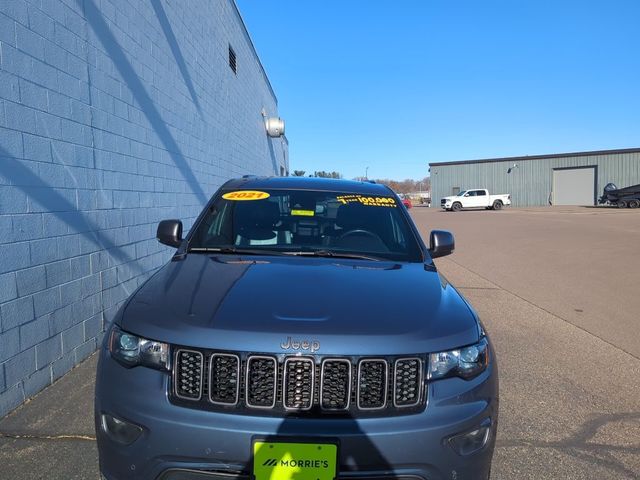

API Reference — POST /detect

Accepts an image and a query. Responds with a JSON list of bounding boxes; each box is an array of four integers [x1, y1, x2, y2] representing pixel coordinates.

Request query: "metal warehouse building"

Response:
[[429, 148, 640, 208]]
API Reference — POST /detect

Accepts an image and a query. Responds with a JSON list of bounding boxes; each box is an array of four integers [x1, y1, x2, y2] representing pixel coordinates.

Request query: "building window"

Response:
[[228, 45, 237, 74], [280, 166, 285, 177]]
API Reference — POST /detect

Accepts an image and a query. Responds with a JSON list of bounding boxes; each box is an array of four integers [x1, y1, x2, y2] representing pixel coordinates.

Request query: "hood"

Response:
[[121, 254, 479, 355]]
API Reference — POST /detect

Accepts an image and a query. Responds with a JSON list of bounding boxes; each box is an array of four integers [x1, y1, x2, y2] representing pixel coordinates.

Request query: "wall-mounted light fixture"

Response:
[[265, 116, 285, 137], [261, 108, 286, 137], [507, 163, 519, 174]]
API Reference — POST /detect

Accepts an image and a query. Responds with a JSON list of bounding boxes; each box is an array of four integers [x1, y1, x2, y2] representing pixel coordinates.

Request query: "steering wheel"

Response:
[[339, 229, 383, 242]]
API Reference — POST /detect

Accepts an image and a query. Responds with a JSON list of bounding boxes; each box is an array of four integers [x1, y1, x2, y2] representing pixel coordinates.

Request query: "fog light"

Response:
[[447, 418, 491, 456], [101, 413, 143, 445]]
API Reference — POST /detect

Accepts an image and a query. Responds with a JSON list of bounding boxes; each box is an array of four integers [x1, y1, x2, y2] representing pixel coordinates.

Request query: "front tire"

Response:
[[451, 202, 462, 212], [618, 201, 628, 209], [492, 200, 503, 210]]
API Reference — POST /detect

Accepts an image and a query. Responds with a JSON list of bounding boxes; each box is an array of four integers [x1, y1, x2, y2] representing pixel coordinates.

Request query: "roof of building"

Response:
[[222, 176, 392, 195], [429, 147, 640, 168]]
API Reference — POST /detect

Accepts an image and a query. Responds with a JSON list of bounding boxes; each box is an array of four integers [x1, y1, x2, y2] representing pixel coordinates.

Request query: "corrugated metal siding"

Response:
[[430, 152, 640, 207]]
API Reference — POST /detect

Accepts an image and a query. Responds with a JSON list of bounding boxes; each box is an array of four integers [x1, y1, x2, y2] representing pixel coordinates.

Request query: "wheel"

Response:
[[451, 202, 462, 212], [617, 201, 628, 209], [492, 200, 503, 210], [628, 199, 640, 209]]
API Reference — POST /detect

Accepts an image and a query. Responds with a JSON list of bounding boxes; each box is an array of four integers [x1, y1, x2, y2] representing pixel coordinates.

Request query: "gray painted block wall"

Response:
[[0, 0, 287, 417]]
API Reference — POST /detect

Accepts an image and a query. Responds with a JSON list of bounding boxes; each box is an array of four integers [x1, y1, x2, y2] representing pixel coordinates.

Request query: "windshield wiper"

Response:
[[188, 247, 288, 256], [189, 247, 383, 261], [285, 250, 382, 261]]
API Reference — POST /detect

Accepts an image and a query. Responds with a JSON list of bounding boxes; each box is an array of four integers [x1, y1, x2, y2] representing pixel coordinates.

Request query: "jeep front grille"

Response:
[[171, 350, 426, 417]]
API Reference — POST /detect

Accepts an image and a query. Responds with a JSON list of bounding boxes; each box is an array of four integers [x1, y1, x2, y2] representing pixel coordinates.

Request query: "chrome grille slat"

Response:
[[393, 358, 422, 407], [320, 359, 351, 410], [174, 349, 204, 401], [283, 357, 314, 410], [246, 356, 277, 408], [209, 353, 240, 405], [357, 359, 388, 410]]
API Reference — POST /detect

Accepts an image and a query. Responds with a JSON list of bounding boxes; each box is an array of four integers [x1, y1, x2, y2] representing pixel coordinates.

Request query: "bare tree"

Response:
[[364, 177, 431, 194]]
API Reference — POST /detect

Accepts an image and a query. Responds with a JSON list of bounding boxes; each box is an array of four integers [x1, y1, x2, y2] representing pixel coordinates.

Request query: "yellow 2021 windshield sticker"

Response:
[[222, 190, 270, 201], [336, 195, 396, 207]]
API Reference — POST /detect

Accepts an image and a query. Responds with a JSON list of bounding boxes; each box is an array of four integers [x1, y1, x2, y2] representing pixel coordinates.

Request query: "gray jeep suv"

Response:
[[95, 176, 499, 480]]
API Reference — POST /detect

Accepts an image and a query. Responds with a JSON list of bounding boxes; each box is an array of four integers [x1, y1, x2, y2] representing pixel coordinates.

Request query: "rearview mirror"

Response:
[[157, 219, 183, 248], [429, 230, 454, 259]]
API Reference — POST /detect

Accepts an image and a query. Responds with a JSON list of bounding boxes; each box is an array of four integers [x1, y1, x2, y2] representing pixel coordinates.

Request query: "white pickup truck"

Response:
[[441, 189, 511, 212]]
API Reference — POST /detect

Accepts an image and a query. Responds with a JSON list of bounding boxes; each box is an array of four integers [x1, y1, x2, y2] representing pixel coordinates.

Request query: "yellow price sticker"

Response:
[[222, 190, 270, 201], [291, 209, 315, 216], [335, 195, 396, 207]]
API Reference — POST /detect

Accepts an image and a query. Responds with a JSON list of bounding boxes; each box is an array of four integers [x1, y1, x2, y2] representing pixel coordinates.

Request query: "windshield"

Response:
[[189, 189, 423, 262], [457, 190, 467, 196]]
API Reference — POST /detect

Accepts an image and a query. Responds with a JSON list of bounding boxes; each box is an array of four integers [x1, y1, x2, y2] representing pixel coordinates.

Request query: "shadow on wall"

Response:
[[0, 148, 143, 275], [150, 0, 203, 117], [77, 0, 208, 205], [267, 136, 278, 175]]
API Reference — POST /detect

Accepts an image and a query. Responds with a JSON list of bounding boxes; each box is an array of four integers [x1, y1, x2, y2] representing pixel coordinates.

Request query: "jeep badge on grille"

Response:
[[280, 337, 320, 353]]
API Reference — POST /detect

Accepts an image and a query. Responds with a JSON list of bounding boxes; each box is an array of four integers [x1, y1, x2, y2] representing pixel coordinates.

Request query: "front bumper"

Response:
[[96, 346, 498, 480]]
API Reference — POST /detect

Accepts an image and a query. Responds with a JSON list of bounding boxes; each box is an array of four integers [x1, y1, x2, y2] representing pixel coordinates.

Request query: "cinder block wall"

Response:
[[0, 0, 287, 417]]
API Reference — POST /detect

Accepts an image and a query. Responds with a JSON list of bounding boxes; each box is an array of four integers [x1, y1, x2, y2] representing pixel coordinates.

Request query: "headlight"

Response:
[[108, 326, 169, 370], [429, 337, 489, 380]]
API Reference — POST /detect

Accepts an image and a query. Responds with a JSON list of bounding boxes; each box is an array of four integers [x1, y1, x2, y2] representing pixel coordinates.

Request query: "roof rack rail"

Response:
[[242, 174, 257, 179], [367, 180, 376, 184]]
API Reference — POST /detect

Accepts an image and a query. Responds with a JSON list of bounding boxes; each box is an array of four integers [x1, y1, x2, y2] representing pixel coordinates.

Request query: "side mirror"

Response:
[[157, 219, 183, 248], [429, 230, 454, 258]]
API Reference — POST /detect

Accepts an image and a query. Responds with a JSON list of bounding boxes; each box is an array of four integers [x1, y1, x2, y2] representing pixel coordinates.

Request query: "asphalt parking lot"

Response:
[[0, 205, 638, 479], [412, 205, 640, 479]]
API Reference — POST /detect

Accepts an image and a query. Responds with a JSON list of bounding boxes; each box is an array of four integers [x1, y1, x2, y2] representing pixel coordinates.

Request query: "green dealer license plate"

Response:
[[253, 440, 338, 480]]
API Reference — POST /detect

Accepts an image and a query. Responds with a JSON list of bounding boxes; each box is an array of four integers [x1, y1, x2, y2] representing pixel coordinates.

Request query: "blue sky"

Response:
[[237, 0, 640, 180]]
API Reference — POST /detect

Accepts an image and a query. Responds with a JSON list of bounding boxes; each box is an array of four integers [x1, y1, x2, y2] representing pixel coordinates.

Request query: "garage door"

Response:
[[553, 167, 596, 205]]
